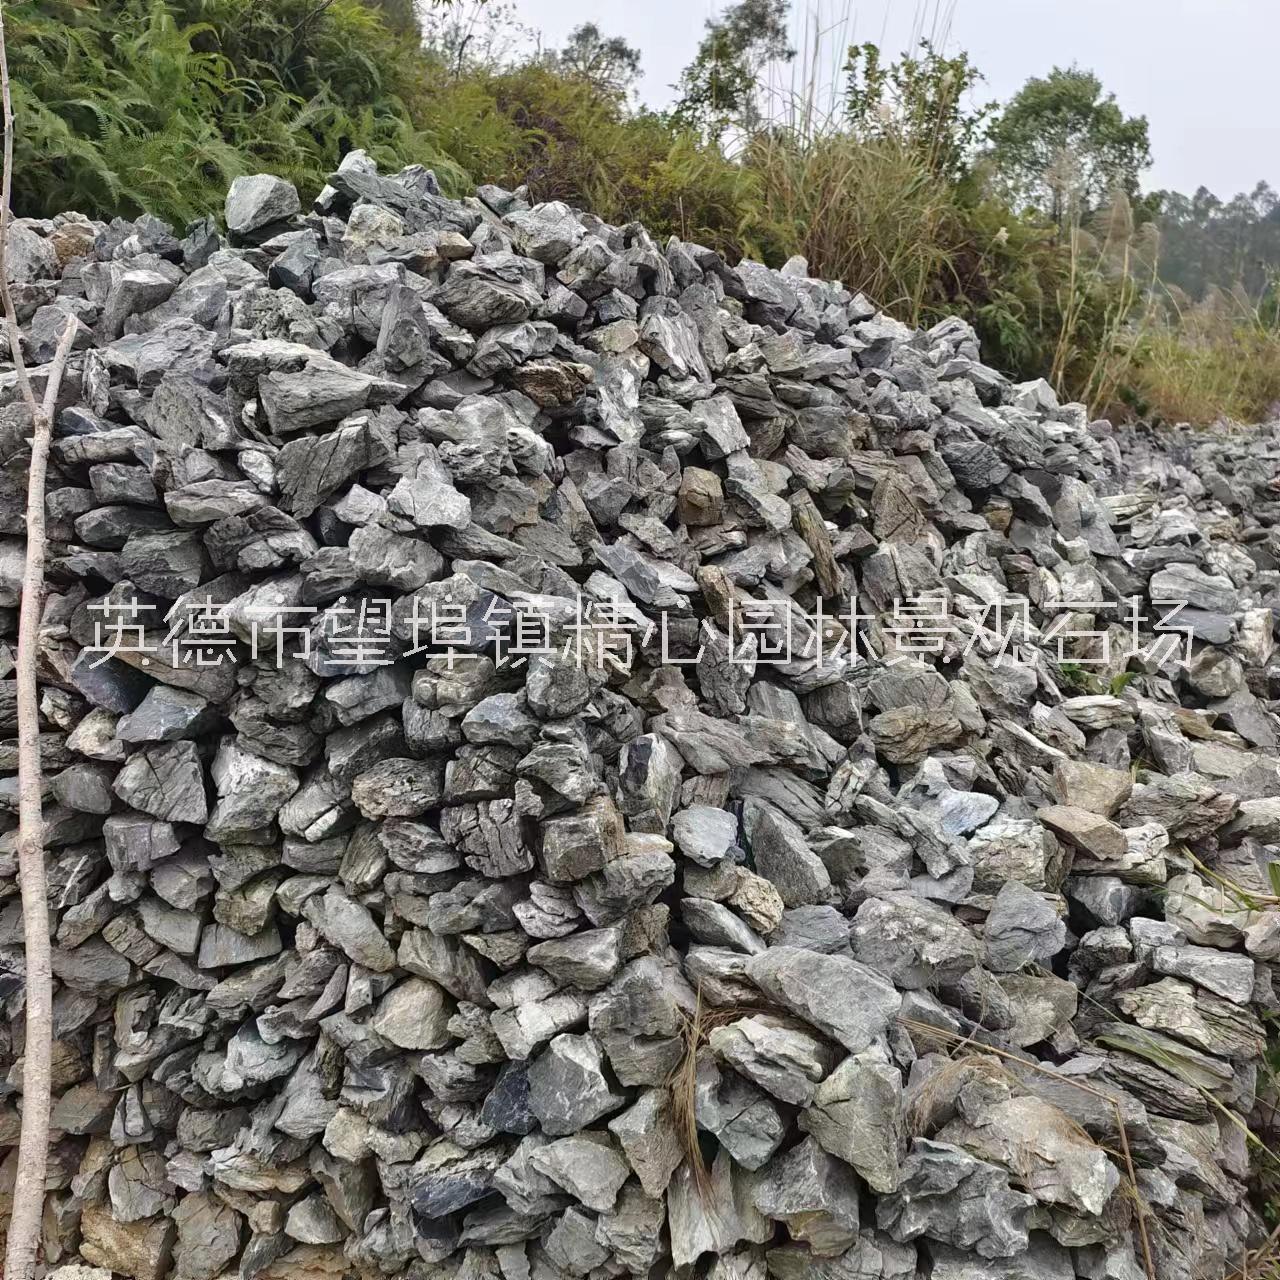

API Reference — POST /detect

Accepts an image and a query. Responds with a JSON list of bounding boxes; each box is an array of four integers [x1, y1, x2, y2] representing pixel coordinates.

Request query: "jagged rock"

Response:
[[751, 1136, 861, 1256], [80, 1203, 176, 1280], [983, 881, 1066, 972], [303, 888, 395, 972], [526, 1033, 625, 1135], [1151, 941, 1256, 1004], [851, 894, 982, 989], [708, 1013, 839, 1105], [800, 1040, 905, 1193], [370, 977, 452, 1049], [607, 1088, 683, 1197], [876, 1139, 1034, 1259], [747, 806, 832, 906], [747, 947, 901, 1051], [527, 1132, 629, 1212], [672, 804, 739, 866], [112, 742, 208, 823], [171, 1193, 243, 1280], [695, 1052, 788, 1170], [1115, 977, 1265, 1058], [1037, 806, 1127, 860], [1053, 760, 1132, 817], [939, 1095, 1120, 1216], [225, 174, 300, 236]]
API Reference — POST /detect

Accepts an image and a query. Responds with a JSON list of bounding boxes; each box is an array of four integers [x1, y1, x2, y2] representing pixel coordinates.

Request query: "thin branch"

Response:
[[40, 311, 77, 420], [0, 1, 74, 1276]]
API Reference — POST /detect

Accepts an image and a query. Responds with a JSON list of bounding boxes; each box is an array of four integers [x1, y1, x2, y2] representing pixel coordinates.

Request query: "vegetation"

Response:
[[985, 66, 1153, 227], [7, 0, 462, 223], [1156, 181, 1280, 303], [7, 0, 1280, 427]]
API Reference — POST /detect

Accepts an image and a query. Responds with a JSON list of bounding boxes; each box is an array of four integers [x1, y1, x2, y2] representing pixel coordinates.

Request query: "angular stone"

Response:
[[800, 1040, 904, 1193], [540, 795, 625, 882], [607, 1087, 684, 1197], [527, 1132, 629, 1212], [80, 1203, 176, 1280], [370, 977, 452, 1050], [752, 1136, 861, 1257], [113, 742, 208, 823], [226, 174, 300, 235], [748, 806, 832, 907], [303, 888, 395, 972], [983, 881, 1066, 973], [747, 947, 901, 1052], [672, 804, 739, 866], [1038, 805, 1127, 860], [1053, 760, 1132, 817], [709, 1013, 839, 1105], [526, 1033, 625, 1136], [875, 1139, 1034, 1259]]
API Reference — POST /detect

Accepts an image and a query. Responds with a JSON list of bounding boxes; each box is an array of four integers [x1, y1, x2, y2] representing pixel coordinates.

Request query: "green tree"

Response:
[[553, 22, 641, 98], [1157, 181, 1280, 301], [987, 66, 1151, 226], [671, 0, 794, 134], [843, 39, 995, 181]]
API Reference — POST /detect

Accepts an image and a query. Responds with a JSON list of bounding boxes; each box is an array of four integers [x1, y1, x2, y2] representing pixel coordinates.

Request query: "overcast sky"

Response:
[[507, 0, 1273, 199]]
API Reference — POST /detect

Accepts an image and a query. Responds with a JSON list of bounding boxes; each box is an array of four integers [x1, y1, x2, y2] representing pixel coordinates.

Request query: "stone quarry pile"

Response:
[[1, 158, 1278, 1280]]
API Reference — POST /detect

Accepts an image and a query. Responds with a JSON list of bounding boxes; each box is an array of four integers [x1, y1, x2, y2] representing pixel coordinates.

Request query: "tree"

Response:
[[987, 66, 1151, 226], [843, 39, 995, 181], [554, 22, 641, 98], [1156, 179, 1280, 302], [671, 0, 794, 134]]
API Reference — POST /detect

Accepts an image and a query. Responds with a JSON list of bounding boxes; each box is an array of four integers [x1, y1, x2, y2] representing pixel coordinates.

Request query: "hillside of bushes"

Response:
[[9, 0, 1280, 425]]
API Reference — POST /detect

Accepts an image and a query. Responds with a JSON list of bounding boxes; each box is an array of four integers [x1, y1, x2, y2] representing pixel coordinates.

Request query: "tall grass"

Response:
[[1121, 292, 1280, 426], [745, 126, 960, 318]]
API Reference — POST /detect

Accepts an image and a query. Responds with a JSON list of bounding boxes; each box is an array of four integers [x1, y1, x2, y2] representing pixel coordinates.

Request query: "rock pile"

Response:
[[1, 158, 1278, 1280]]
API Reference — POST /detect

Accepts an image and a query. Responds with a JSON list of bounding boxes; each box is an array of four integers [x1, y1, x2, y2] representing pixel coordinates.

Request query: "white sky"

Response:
[[507, 0, 1276, 198]]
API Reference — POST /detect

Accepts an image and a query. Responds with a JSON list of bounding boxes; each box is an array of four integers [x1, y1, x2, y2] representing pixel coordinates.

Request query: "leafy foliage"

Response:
[[552, 22, 642, 98], [844, 39, 994, 181], [1157, 181, 1280, 303], [986, 66, 1152, 225], [670, 0, 794, 134], [8, 0, 459, 223]]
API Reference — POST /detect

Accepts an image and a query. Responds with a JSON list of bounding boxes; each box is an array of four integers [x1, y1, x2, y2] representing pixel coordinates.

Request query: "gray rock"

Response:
[[527, 1132, 629, 1212], [673, 804, 739, 866], [370, 977, 452, 1049], [112, 742, 208, 823], [876, 1139, 1034, 1259], [1151, 942, 1257, 1004], [851, 893, 982, 989], [983, 881, 1067, 972], [747, 806, 833, 906], [607, 1087, 684, 1197], [752, 1136, 861, 1257], [708, 1013, 839, 1105], [695, 1053, 788, 1170], [527, 1033, 625, 1135], [225, 174, 301, 235], [938, 1095, 1120, 1216], [800, 1040, 904, 1193], [747, 947, 901, 1051], [303, 888, 395, 972]]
